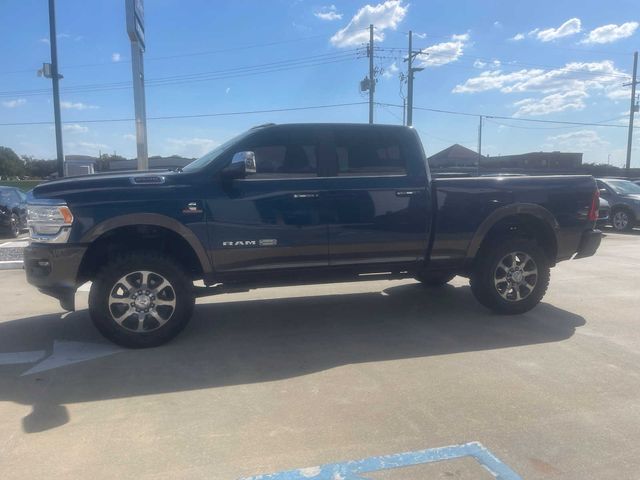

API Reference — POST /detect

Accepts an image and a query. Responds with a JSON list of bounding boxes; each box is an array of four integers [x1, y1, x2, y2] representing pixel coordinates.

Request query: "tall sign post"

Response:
[[126, 0, 148, 170]]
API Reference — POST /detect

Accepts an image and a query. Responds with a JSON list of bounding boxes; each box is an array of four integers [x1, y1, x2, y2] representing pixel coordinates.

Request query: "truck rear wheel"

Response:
[[89, 252, 195, 348], [470, 238, 549, 315]]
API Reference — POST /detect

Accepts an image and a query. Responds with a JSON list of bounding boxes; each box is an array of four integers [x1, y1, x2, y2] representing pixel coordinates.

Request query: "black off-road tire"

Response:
[[415, 271, 456, 287], [89, 251, 195, 348], [470, 238, 550, 315]]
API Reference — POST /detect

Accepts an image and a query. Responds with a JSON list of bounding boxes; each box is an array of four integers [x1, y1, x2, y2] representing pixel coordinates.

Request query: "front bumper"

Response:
[[24, 243, 87, 311], [574, 229, 602, 259]]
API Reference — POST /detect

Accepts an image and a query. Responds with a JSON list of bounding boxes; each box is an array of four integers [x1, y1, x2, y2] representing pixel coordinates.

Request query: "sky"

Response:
[[0, 0, 639, 167]]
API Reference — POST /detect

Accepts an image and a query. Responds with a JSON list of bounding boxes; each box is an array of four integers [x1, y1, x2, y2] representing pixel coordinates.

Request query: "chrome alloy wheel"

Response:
[[612, 210, 629, 230], [493, 251, 538, 302], [108, 270, 176, 332]]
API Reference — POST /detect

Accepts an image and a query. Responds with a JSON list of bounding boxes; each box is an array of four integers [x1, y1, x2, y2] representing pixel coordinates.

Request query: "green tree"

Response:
[[23, 156, 58, 178], [0, 146, 26, 178]]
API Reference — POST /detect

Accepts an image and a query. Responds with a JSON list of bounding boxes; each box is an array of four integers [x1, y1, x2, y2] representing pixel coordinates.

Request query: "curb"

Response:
[[0, 261, 23, 270]]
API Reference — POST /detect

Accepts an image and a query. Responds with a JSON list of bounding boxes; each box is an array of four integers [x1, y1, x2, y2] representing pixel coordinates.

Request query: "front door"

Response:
[[206, 126, 330, 272]]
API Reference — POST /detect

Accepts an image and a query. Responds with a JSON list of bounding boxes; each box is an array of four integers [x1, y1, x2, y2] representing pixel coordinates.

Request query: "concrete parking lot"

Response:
[[0, 231, 639, 479]]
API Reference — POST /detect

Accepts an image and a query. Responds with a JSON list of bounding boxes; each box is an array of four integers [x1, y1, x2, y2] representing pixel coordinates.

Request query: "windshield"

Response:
[[182, 130, 251, 172], [605, 179, 640, 195]]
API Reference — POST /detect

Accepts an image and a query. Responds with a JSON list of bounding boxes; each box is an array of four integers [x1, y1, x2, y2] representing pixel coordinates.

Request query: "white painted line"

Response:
[[0, 350, 46, 365], [0, 240, 29, 248], [21, 340, 124, 376], [0, 261, 23, 270]]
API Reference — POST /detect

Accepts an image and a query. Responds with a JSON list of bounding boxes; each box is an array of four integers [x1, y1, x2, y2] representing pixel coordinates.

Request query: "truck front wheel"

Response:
[[470, 239, 550, 315], [89, 252, 195, 348]]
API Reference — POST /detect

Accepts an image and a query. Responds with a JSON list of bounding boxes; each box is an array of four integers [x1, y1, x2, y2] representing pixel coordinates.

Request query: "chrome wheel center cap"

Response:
[[134, 294, 151, 310], [511, 270, 524, 283]]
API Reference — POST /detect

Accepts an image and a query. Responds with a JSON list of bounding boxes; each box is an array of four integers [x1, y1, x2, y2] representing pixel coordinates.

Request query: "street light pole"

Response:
[[48, 0, 64, 177]]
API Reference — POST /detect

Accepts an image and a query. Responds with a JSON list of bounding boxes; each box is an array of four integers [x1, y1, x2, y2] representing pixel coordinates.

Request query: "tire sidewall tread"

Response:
[[89, 251, 194, 348], [470, 238, 550, 315]]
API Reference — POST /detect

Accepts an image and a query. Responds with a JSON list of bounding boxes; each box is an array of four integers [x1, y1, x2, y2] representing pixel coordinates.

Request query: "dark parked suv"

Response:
[[0, 186, 27, 238], [596, 178, 640, 231], [24, 123, 602, 347]]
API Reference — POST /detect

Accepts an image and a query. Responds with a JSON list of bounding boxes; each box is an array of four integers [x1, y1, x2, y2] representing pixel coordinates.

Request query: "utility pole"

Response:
[[368, 24, 374, 124], [477, 115, 483, 176], [48, 0, 64, 178], [404, 30, 425, 127], [625, 51, 638, 176]]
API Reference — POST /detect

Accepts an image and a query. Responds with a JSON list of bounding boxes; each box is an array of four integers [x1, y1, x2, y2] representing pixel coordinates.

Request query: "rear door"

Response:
[[207, 126, 331, 272], [325, 126, 431, 266]]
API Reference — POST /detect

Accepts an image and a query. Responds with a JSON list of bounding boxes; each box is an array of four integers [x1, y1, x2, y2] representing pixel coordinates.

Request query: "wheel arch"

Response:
[[466, 203, 559, 265], [78, 214, 212, 281]]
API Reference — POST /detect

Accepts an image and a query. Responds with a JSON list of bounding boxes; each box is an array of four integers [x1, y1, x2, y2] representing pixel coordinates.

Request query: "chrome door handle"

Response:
[[396, 190, 420, 197], [292, 193, 319, 199]]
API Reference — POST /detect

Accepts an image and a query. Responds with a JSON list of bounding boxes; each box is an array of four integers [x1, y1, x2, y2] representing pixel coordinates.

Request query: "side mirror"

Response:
[[223, 151, 256, 179], [599, 188, 608, 196]]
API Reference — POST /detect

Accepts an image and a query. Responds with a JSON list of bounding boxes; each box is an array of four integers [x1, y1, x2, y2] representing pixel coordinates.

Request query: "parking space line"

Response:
[[0, 350, 46, 365], [241, 441, 522, 479]]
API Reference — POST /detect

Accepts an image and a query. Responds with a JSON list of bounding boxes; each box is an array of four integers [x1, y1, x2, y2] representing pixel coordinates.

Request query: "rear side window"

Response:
[[333, 129, 407, 176]]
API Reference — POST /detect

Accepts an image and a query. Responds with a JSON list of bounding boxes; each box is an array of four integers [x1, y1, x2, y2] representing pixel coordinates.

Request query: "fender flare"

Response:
[[465, 203, 560, 260], [80, 213, 212, 273]]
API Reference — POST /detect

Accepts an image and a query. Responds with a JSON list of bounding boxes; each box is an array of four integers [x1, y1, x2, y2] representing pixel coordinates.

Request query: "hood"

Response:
[[31, 170, 185, 201]]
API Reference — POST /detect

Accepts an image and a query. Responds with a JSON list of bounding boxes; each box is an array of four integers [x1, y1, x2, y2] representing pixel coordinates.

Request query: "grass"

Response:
[[0, 180, 43, 192]]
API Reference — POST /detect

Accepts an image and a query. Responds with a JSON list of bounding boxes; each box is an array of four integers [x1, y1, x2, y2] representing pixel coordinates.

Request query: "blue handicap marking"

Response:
[[241, 441, 522, 480]]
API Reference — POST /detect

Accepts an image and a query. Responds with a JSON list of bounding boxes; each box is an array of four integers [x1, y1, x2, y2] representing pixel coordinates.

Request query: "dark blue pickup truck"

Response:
[[24, 123, 602, 347]]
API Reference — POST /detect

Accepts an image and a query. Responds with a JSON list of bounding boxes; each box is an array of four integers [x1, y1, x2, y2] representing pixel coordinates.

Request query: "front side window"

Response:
[[333, 129, 406, 176], [241, 129, 318, 179]]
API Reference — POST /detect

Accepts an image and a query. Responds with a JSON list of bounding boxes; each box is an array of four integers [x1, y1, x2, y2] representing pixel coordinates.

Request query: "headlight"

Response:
[[27, 203, 74, 243]]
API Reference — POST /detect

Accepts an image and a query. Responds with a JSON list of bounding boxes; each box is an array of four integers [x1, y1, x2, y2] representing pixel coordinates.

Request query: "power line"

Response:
[[374, 47, 632, 81], [0, 51, 361, 98], [484, 116, 628, 130], [377, 102, 639, 129], [0, 102, 369, 126], [0, 34, 330, 75]]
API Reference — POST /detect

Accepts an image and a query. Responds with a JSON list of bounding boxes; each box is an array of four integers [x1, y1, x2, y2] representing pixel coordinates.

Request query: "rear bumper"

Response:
[[24, 243, 87, 311], [574, 229, 602, 259]]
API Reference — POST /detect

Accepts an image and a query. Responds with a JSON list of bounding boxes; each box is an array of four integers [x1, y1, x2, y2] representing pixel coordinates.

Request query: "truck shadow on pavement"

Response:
[[0, 282, 585, 433]]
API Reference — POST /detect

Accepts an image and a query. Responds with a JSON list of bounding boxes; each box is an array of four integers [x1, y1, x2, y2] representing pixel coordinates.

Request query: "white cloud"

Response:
[[546, 130, 608, 149], [493, 21, 503, 29], [2, 98, 26, 108], [166, 138, 219, 157], [416, 33, 470, 68], [531, 18, 581, 42], [123, 134, 136, 140], [382, 62, 399, 78], [60, 101, 98, 110], [225, 87, 231, 94], [513, 90, 588, 116], [453, 60, 630, 115], [473, 60, 487, 69], [330, 0, 408, 47], [40, 37, 50, 44], [413, 32, 427, 39], [581, 22, 639, 44], [111, 52, 121, 62], [62, 123, 89, 133], [511, 33, 525, 41], [314, 5, 342, 21]]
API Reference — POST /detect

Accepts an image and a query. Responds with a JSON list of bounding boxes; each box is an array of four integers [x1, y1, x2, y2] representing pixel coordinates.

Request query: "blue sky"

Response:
[[0, 0, 638, 166]]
